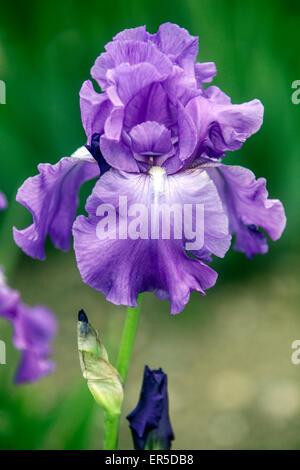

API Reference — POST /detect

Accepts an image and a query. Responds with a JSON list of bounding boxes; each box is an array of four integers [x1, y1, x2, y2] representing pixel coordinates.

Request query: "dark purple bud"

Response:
[[126, 365, 174, 450], [78, 309, 88, 323]]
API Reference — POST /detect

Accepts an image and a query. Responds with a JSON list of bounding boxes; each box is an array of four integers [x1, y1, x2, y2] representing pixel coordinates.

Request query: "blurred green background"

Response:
[[0, 0, 300, 450]]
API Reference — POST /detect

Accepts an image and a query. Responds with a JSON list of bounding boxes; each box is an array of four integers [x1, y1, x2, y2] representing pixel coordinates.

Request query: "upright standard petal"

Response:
[[123, 82, 177, 131], [106, 62, 165, 108], [186, 87, 264, 160], [100, 62, 169, 172], [73, 167, 230, 314], [80, 80, 112, 143], [150, 23, 198, 74], [162, 103, 198, 174], [105, 40, 172, 76], [194, 62, 217, 86], [104, 61, 166, 142], [113, 26, 148, 42], [91, 40, 173, 91], [13, 155, 99, 260], [207, 164, 286, 258]]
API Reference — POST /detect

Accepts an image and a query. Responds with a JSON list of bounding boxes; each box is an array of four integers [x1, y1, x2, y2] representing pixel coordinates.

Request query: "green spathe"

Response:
[[77, 310, 123, 416]]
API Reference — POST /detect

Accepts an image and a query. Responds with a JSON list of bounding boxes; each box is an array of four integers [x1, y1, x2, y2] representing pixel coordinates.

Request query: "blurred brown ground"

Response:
[[1, 249, 298, 449]]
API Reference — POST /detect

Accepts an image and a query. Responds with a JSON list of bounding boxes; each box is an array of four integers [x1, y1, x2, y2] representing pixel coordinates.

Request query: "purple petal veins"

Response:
[[186, 87, 264, 160], [79, 23, 264, 174], [73, 166, 230, 314], [13, 22, 286, 313], [207, 164, 286, 258], [13, 155, 99, 260]]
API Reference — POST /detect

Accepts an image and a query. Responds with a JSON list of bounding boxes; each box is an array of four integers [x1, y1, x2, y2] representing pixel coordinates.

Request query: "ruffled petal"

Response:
[[106, 40, 172, 74], [80, 80, 112, 142], [102, 62, 167, 145], [150, 23, 198, 71], [0, 191, 7, 210], [114, 26, 148, 42], [13, 155, 99, 260], [177, 103, 198, 162], [194, 62, 217, 85], [91, 40, 173, 92], [90, 52, 115, 91], [73, 167, 230, 314], [100, 63, 171, 172], [101, 40, 172, 81], [205, 85, 232, 104], [187, 88, 264, 159], [207, 164, 286, 258], [208, 100, 264, 155], [106, 62, 165, 106], [163, 67, 200, 108]]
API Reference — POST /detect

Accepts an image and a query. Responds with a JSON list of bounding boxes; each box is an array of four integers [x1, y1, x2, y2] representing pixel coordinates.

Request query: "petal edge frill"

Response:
[[13, 156, 99, 260], [73, 168, 231, 313], [207, 164, 286, 258]]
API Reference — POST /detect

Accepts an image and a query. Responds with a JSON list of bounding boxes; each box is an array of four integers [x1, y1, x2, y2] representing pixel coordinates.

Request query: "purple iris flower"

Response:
[[127, 366, 174, 450], [0, 269, 57, 383], [0, 191, 7, 211], [13, 23, 286, 314]]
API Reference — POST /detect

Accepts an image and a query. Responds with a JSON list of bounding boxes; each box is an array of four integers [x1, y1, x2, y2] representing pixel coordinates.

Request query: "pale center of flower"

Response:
[[149, 166, 167, 203], [0, 269, 6, 286]]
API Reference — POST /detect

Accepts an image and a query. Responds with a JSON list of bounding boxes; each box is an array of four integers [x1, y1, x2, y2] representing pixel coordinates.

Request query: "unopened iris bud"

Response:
[[127, 365, 174, 450], [77, 309, 123, 416]]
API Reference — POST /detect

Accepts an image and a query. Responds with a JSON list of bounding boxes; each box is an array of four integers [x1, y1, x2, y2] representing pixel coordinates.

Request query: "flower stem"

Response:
[[116, 296, 142, 383], [103, 296, 142, 450], [103, 412, 120, 450]]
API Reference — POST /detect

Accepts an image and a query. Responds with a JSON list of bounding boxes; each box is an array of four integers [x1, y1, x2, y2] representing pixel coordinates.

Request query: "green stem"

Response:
[[103, 296, 142, 450], [103, 412, 120, 450], [116, 295, 142, 383]]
